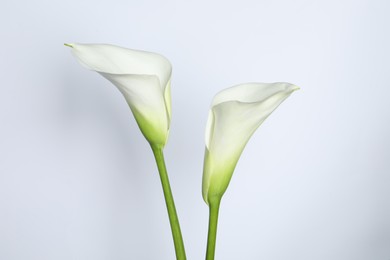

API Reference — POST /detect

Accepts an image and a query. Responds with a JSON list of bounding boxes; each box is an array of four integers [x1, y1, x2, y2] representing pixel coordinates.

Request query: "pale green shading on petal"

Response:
[[202, 82, 299, 204], [164, 79, 172, 127], [100, 72, 168, 146]]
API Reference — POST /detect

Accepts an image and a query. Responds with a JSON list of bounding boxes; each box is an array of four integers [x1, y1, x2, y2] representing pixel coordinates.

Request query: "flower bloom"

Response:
[[66, 43, 172, 147], [202, 82, 299, 204]]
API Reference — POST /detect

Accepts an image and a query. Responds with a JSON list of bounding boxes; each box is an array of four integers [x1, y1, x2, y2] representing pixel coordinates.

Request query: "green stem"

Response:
[[206, 198, 222, 260], [151, 145, 186, 260]]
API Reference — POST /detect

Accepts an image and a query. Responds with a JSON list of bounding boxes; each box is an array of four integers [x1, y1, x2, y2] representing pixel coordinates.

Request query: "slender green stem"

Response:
[[151, 145, 186, 260], [206, 198, 222, 260]]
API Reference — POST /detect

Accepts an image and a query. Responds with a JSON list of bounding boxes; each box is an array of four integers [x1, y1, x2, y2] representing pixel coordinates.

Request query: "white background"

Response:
[[1, 0, 389, 259]]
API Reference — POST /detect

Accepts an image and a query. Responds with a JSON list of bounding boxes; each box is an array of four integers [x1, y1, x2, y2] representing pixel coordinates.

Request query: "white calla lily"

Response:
[[202, 82, 299, 205], [67, 44, 186, 259], [66, 43, 172, 147]]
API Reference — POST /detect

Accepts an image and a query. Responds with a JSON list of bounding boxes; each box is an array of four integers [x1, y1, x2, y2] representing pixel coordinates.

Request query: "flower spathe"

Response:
[[66, 43, 172, 147], [202, 82, 299, 205]]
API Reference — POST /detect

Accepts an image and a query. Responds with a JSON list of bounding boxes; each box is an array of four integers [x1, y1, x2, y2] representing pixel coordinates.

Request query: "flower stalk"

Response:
[[205, 198, 221, 260], [151, 145, 186, 260]]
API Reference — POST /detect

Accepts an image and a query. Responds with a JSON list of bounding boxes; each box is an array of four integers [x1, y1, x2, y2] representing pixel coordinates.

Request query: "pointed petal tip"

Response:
[[64, 43, 74, 48], [291, 85, 300, 91], [285, 83, 300, 92]]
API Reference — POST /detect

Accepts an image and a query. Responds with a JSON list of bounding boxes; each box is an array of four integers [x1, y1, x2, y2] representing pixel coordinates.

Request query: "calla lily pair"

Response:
[[66, 43, 172, 147], [66, 43, 299, 260]]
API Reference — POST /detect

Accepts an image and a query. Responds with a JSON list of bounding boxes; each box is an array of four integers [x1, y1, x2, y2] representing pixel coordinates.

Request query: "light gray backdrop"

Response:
[[1, 0, 389, 259]]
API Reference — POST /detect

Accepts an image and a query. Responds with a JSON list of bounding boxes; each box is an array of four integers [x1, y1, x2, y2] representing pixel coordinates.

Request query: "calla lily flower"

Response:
[[66, 43, 172, 147], [202, 82, 299, 205]]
